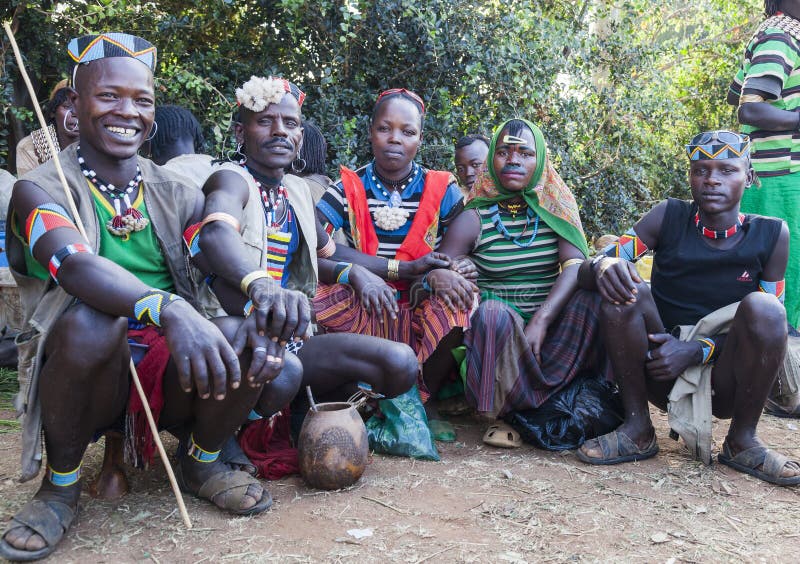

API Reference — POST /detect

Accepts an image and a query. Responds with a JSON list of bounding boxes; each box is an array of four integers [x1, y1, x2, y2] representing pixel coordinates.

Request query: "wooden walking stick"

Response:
[[3, 21, 192, 530]]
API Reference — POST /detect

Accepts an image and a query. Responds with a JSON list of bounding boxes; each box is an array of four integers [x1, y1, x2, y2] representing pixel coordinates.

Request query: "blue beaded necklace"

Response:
[[489, 203, 540, 248]]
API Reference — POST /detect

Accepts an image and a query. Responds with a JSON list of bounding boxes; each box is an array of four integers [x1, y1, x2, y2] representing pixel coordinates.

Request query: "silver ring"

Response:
[[254, 346, 268, 354], [646, 350, 653, 361]]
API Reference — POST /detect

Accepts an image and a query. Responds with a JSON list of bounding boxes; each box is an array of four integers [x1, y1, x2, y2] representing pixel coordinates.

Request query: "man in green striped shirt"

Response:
[[729, 0, 800, 332]]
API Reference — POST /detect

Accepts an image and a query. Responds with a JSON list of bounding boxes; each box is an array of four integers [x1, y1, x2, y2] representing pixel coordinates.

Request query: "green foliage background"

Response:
[[1, 0, 762, 237]]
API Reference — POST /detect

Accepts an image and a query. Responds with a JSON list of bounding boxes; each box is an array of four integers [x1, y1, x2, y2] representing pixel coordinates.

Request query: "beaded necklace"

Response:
[[694, 211, 745, 240], [77, 145, 149, 237], [371, 163, 416, 230], [372, 163, 418, 207], [242, 163, 291, 233], [489, 203, 540, 248]]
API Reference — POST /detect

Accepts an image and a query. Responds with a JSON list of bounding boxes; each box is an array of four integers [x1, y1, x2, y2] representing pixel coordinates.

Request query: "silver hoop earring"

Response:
[[291, 157, 307, 173], [63, 110, 79, 133], [145, 122, 158, 142]]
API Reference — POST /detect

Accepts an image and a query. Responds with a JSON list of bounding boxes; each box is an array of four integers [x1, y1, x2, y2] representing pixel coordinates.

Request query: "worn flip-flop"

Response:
[[428, 419, 456, 442], [717, 442, 800, 486], [483, 422, 522, 448], [0, 498, 77, 562], [575, 429, 658, 465]]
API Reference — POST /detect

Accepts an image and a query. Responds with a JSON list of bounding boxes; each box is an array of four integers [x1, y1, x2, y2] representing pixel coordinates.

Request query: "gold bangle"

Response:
[[560, 258, 584, 270], [316, 236, 336, 258], [240, 270, 270, 295], [200, 212, 241, 233], [739, 93, 765, 105], [387, 259, 400, 281]]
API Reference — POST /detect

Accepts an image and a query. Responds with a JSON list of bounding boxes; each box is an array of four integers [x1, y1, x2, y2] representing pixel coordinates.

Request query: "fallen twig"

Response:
[[361, 495, 408, 514]]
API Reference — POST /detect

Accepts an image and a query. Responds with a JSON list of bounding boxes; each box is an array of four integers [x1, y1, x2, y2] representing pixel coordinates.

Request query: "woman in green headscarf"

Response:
[[423, 118, 610, 447]]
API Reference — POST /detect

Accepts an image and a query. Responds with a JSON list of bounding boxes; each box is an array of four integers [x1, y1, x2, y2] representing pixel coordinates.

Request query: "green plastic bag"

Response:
[[365, 386, 440, 461]]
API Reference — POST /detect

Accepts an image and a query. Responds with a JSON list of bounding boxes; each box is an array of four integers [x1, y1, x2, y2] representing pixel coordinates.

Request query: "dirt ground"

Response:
[[0, 407, 798, 563]]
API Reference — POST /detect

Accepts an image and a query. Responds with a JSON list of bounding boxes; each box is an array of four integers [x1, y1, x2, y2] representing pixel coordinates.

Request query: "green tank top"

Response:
[[473, 205, 559, 319], [90, 181, 175, 292]]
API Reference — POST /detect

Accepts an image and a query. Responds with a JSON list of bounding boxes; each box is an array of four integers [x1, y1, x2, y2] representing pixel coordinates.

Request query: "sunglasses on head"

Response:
[[376, 88, 425, 113], [689, 130, 748, 146]]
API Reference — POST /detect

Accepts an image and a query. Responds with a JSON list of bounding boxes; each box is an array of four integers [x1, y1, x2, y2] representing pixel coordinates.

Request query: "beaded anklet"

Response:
[[187, 434, 220, 463], [47, 463, 81, 487]]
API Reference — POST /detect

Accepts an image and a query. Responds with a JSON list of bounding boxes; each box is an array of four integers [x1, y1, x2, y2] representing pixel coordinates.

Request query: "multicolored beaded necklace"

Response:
[[77, 145, 149, 237], [372, 163, 418, 207], [242, 163, 294, 283], [242, 162, 291, 233], [489, 203, 540, 248], [694, 211, 745, 240]]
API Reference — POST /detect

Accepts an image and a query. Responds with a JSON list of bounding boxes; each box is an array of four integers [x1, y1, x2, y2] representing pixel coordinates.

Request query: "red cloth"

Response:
[[339, 166, 453, 297], [125, 327, 170, 468], [238, 409, 299, 480]]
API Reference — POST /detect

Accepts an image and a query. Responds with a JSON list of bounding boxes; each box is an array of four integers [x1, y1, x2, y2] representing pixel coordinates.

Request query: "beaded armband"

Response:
[[133, 289, 185, 327], [602, 228, 649, 262], [697, 337, 716, 365], [333, 262, 353, 285], [25, 203, 77, 253], [759, 279, 785, 303], [182, 222, 202, 257], [48, 243, 94, 282]]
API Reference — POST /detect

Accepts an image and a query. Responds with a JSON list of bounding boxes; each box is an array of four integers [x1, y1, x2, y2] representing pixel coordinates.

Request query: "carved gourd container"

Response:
[[297, 402, 369, 490]]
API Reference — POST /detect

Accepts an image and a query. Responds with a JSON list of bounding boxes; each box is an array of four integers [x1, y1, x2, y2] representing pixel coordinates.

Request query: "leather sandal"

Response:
[[0, 498, 77, 562], [176, 459, 272, 516], [718, 442, 800, 486], [576, 429, 658, 465]]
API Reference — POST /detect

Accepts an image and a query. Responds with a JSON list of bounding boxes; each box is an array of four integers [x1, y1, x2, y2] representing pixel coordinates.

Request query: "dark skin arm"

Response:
[[198, 169, 311, 380], [523, 239, 585, 362], [577, 200, 666, 303], [646, 222, 788, 381], [421, 207, 479, 312], [319, 209, 452, 279], [739, 101, 800, 131], [11, 179, 241, 400], [737, 83, 799, 131], [318, 256, 400, 319]]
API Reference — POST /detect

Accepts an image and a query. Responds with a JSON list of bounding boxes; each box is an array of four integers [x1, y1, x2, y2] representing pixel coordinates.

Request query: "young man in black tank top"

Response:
[[575, 130, 799, 486]]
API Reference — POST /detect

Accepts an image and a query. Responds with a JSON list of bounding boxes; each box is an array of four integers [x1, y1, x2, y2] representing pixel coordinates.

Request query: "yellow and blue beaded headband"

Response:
[[68, 32, 156, 84], [686, 130, 751, 161]]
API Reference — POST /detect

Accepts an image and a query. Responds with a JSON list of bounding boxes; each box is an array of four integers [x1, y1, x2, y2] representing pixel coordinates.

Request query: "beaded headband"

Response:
[[235, 76, 306, 112], [686, 130, 750, 161], [376, 88, 425, 113], [67, 33, 156, 71]]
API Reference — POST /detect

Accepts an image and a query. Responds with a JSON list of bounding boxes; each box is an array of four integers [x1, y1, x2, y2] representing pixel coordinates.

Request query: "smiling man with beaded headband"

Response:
[[188, 75, 417, 474], [573, 130, 800, 486], [1, 34, 285, 561]]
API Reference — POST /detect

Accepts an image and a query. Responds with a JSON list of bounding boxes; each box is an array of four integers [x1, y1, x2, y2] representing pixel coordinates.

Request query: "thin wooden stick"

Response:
[[3, 22, 192, 530]]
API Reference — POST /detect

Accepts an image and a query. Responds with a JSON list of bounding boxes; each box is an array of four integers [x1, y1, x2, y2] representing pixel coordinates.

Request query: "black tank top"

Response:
[[652, 198, 782, 330]]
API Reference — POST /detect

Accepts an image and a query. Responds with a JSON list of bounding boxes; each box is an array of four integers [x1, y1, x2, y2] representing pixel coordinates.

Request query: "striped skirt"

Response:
[[312, 283, 472, 400], [463, 289, 611, 418]]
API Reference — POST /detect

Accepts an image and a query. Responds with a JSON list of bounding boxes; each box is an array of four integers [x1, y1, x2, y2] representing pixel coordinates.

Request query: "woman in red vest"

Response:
[[315, 89, 473, 441]]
